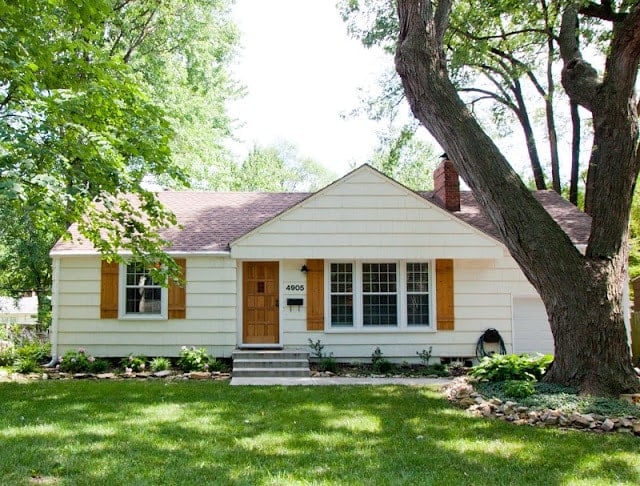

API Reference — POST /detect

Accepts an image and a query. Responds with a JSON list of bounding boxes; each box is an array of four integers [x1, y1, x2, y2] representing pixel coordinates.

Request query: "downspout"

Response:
[[44, 257, 60, 367]]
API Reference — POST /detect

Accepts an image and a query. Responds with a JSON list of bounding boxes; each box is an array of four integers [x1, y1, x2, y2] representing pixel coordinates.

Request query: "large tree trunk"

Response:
[[395, 0, 640, 396]]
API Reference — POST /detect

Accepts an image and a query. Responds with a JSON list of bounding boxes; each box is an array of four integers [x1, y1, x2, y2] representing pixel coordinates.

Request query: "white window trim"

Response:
[[118, 262, 168, 320], [324, 260, 436, 332]]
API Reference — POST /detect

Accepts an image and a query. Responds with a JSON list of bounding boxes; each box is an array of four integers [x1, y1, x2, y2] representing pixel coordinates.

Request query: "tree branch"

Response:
[[579, 1, 627, 22], [558, 6, 599, 111]]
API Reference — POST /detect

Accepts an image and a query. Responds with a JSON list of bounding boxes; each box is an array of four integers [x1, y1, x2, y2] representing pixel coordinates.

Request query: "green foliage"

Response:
[[318, 356, 338, 373], [475, 381, 640, 418], [504, 380, 536, 398], [58, 349, 97, 374], [371, 346, 384, 364], [15, 341, 50, 364], [13, 357, 37, 374], [177, 346, 213, 372], [416, 347, 433, 365], [233, 143, 336, 192], [150, 357, 171, 372], [372, 358, 395, 374], [0, 347, 15, 367], [120, 355, 147, 373], [308, 339, 327, 359], [469, 353, 553, 382], [88, 359, 110, 374]]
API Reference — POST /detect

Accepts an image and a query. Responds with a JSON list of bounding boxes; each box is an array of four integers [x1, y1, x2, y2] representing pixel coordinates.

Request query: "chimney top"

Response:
[[433, 158, 460, 212]]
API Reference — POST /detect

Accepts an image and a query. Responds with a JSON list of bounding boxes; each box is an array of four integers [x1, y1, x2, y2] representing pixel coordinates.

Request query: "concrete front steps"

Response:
[[231, 349, 310, 378]]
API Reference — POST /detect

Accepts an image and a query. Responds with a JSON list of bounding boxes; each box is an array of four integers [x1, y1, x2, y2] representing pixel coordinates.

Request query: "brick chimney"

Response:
[[434, 155, 460, 211]]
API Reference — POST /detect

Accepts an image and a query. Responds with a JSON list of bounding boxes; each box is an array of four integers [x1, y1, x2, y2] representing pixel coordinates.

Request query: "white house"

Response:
[[49, 162, 591, 362]]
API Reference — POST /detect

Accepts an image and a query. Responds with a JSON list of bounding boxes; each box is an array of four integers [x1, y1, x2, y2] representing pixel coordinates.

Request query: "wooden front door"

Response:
[[243, 262, 279, 344]]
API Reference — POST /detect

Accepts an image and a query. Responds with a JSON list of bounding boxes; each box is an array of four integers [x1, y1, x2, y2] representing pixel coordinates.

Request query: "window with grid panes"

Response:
[[125, 262, 162, 315], [362, 263, 397, 326], [330, 263, 353, 326], [406, 262, 430, 325]]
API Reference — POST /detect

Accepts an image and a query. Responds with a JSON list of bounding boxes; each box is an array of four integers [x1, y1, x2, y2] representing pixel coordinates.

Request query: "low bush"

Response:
[[469, 353, 553, 382], [120, 355, 147, 372], [318, 356, 338, 373], [150, 357, 171, 372], [58, 348, 96, 373], [177, 346, 213, 372], [0, 346, 15, 367], [15, 341, 51, 363], [13, 357, 38, 374], [373, 358, 395, 374], [88, 358, 110, 374]]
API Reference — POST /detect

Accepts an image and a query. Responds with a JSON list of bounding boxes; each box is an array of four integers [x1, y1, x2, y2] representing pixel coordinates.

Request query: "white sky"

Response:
[[227, 0, 389, 176]]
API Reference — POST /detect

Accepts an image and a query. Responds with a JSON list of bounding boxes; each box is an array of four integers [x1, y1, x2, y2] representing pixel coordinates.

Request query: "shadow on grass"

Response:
[[0, 381, 638, 485]]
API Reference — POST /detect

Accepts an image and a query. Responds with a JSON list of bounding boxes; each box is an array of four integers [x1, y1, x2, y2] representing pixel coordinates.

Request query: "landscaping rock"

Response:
[[73, 373, 90, 379], [96, 373, 116, 379], [442, 376, 640, 435], [153, 370, 172, 378], [601, 418, 615, 432], [570, 412, 594, 428], [189, 371, 211, 380]]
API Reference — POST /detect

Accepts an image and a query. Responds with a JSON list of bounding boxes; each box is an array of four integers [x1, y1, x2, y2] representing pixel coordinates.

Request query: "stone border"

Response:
[[442, 377, 640, 435], [0, 369, 230, 383]]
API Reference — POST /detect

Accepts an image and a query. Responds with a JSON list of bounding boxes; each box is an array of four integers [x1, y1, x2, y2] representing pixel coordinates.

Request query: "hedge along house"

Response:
[[49, 161, 593, 363]]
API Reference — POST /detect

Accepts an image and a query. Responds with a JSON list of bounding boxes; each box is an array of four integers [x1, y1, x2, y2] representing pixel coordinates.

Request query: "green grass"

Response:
[[0, 381, 638, 485]]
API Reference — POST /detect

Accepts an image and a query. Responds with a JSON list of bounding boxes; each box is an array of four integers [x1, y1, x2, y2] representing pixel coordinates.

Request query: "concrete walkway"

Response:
[[230, 376, 453, 386]]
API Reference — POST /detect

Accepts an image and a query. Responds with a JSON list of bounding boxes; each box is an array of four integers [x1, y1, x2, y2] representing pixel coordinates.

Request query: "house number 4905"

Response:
[[285, 284, 305, 292]]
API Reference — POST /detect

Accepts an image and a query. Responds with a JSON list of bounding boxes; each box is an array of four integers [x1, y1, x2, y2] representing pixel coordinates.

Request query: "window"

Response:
[[406, 262, 429, 326], [120, 262, 167, 318], [327, 261, 433, 330], [330, 263, 353, 326], [362, 263, 397, 326]]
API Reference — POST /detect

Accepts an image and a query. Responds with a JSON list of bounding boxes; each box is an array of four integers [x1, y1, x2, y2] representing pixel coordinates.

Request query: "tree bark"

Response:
[[395, 0, 639, 395], [569, 101, 580, 206]]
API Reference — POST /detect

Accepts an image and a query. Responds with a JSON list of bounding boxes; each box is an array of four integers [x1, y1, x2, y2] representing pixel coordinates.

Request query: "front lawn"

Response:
[[1, 381, 638, 485]]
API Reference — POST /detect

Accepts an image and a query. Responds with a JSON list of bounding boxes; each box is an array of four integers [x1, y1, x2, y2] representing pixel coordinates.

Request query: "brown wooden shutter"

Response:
[[100, 260, 119, 319], [306, 259, 324, 330], [168, 258, 186, 319], [436, 259, 454, 330]]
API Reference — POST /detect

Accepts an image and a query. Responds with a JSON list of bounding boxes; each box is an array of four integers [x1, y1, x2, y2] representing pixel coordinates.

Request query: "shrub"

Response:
[[150, 357, 171, 372], [308, 339, 326, 359], [423, 363, 449, 377], [15, 341, 51, 363], [318, 356, 338, 373], [504, 379, 536, 398], [58, 348, 96, 373], [373, 358, 394, 374], [469, 353, 553, 382], [416, 347, 433, 365], [0, 345, 16, 366], [177, 346, 213, 372], [13, 357, 38, 374], [88, 358, 110, 374], [120, 355, 147, 372], [371, 347, 384, 364]]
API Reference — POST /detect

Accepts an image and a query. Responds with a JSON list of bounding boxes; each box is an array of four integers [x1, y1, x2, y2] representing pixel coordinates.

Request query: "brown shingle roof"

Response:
[[418, 190, 591, 245], [52, 188, 590, 254]]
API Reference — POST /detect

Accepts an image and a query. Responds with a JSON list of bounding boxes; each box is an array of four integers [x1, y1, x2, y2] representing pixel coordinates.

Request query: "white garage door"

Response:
[[512, 297, 554, 355]]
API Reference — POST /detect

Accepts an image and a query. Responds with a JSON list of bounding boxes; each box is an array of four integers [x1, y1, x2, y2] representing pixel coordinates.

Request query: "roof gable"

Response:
[[230, 165, 507, 259]]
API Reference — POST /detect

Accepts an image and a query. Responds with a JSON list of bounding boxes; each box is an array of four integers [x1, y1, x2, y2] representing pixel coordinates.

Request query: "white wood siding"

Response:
[[231, 169, 505, 260], [55, 256, 237, 358], [277, 257, 541, 362]]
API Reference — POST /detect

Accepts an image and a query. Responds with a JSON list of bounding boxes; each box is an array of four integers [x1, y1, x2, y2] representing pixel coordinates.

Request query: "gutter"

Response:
[[44, 257, 60, 367]]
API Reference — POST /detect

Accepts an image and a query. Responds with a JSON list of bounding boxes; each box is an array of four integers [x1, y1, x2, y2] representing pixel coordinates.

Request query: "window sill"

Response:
[[324, 326, 436, 334], [118, 314, 167, 321]]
